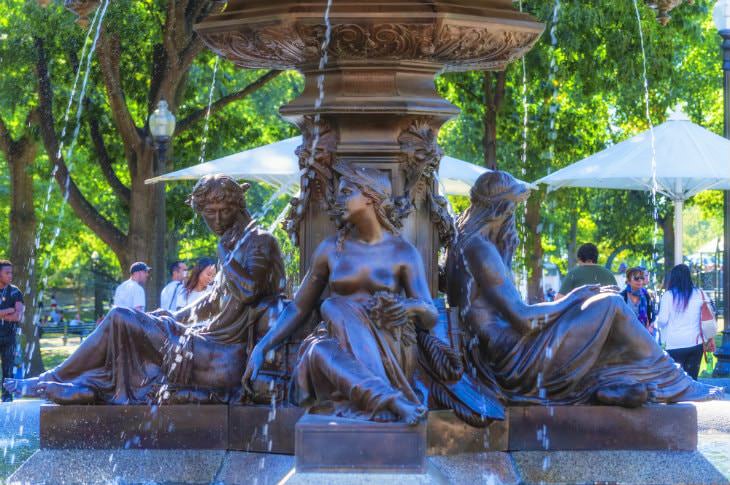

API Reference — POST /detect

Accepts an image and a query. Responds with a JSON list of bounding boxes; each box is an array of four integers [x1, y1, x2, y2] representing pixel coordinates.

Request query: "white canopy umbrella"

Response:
[[535, 111, 730, 266], [146, 136, 510, 196]]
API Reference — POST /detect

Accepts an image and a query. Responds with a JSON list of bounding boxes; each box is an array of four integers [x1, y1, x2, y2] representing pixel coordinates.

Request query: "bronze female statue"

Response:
[[243, 163, 438, 424], [6, 175, 287, 404], [445, 171, 722, 410]]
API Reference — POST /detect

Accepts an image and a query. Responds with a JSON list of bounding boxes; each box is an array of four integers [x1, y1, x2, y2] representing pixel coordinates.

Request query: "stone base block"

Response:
[[427, 409, 507, 454], [229, 405, 304, 454], [39, 404, 229, 449], [295, 414, 427, 473], [508, 403, 697, 451]]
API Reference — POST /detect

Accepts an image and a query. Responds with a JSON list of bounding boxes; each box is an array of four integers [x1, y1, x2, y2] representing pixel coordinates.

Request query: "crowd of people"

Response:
[[113, 257, 217, 314], [559, 243, 718, 380]]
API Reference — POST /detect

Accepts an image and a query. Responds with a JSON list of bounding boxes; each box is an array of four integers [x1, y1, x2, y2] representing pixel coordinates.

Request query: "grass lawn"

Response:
[[39, 337, 80, 370]]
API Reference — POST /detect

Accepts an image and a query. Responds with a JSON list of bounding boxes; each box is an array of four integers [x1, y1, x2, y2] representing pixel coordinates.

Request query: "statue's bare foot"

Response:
[[390, 396, 427, 425], [4, 378, 42, 398], [595, 382, 648, 408], [36, 382, 96, 404], [372, 409, 398, 422]]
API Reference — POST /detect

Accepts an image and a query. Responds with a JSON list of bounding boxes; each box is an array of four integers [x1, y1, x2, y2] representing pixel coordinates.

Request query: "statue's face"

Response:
[[336, 178, 371, 223], [200, 200, 239, 236]]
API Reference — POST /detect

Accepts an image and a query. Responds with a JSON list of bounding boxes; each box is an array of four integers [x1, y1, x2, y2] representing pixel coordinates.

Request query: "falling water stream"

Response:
[[21, 0, 111, 378], [631, 0, 661, 284]]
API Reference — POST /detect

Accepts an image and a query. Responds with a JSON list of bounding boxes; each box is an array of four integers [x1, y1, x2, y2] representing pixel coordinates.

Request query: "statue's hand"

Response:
[[242, 345, 265, 396], [149, 308, 173, 318], [571, 284, 601, 303]]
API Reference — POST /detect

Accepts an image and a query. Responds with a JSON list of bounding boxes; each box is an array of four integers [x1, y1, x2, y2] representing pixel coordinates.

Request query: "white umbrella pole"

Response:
[[674, 198, 683, 267]]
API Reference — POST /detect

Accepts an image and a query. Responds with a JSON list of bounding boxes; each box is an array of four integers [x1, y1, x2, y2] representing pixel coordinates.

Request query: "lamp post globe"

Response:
[[148, 100, 176, 147], [714, 0, 730, 377]]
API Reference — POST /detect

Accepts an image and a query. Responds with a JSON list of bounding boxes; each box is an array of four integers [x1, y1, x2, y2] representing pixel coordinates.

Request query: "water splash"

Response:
[[303, 0, 334, 171], [198, 56, 220, 165], [631, 0, 661, 280], [21, 0, 111, 378]]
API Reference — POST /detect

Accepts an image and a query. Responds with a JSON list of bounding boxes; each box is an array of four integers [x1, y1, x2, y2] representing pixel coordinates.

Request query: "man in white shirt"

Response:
[[113, 262, 150, 312], [159, 261, 188, 312]]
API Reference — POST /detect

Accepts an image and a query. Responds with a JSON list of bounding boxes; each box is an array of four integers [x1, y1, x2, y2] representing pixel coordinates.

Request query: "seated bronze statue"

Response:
[[5, 175, 287, 404], [443, 171, 722, 416], [243, 162, 438, 425]]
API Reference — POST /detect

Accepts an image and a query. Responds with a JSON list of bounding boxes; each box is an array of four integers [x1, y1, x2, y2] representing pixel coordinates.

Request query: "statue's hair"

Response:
[[187, 174, 251, 214], [447, 170, 530, 312], [333, 162, 408, 249], [455, 171, 530, 265]]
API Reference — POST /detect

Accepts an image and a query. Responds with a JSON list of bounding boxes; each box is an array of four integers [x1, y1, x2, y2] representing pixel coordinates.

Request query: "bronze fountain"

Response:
[[10, 0, 723, 479]]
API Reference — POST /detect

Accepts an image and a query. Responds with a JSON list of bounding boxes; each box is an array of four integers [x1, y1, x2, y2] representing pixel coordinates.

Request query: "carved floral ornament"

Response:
[[284, 117, 337, 246], [198, 22, 541, 71]]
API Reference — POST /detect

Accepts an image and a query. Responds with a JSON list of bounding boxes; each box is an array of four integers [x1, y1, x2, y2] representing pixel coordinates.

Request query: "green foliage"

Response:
[[436, 0, 724, 281]]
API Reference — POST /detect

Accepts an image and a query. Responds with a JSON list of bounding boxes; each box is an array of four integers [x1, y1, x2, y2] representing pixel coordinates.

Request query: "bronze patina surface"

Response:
[[40, 403, 229, 449], [295, 414, 427, 473], [243, 165, 437, 424], [5, 175, 288, 405], [440, 171, 723, 425], [228, 404, 305, 454], [507, 403, 698, 451], [195, 1, 544, 294]]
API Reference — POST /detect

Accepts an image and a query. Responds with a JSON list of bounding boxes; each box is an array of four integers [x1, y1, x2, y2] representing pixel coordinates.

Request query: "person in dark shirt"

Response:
[[0, 260, 24, 402], [556, 243, 617, 300]]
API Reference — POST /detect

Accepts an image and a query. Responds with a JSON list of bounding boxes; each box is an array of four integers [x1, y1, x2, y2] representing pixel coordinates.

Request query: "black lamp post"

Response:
[[91, 251, 102, 319], [714, 0, 730, 377], [148, 100, 176, 308]]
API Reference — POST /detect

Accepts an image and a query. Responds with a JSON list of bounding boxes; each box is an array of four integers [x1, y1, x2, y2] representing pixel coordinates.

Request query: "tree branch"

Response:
[[87, 111, 132, 207], [35, 37, 127, 258], [96, 27, 142, 151], [175, 70, 282, 134]]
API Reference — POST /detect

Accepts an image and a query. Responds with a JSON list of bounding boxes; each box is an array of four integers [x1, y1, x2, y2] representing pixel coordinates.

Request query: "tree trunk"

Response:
[[8, 142, 45, 376], [126, 144, 165, 310], [567, 202, 578, 269], [525, 191, 545, 303], [482, 71, 505, 171]]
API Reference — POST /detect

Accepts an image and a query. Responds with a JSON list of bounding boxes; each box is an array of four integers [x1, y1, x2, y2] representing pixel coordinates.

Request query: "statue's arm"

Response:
[[464, 240, 586, 334], [256, 238, 331, 353], [401, 243, 438, 330], [224, 236, 276, 305]]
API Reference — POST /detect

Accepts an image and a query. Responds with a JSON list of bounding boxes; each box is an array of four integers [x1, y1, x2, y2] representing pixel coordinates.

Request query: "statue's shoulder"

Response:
[[460, 234, 499, 262]]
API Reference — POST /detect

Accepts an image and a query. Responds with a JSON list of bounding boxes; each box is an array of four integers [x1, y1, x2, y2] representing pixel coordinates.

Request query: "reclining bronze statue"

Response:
[[438, 170, 722, 425], [5, 175, 287, 404]]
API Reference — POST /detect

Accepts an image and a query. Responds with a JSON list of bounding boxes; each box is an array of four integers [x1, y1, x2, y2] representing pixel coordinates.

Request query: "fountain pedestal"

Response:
[[195, 0, 543, 294], [295, 414, 427, 473]]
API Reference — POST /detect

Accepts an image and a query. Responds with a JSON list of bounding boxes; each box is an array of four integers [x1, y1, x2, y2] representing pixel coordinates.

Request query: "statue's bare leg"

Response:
[[35, 381, 96, 404], [3, 377, 41, 397]]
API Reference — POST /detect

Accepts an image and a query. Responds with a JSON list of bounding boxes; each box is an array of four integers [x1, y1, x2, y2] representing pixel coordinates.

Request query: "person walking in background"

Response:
[[160, 260, 188, 312], [176, 258, 217, 310], [620, 267, 655, 333], [113, 262, 150, 312], [656, 264, 713, 380], [556, 243, 617, 300], [0, 260, 24, 402]]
